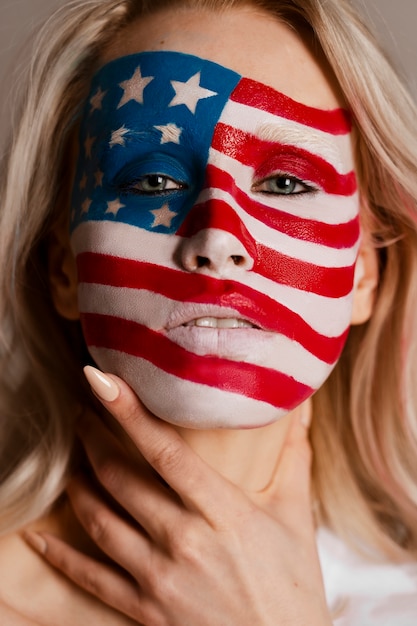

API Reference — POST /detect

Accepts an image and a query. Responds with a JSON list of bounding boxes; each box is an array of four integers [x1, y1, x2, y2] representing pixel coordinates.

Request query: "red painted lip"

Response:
[[164, 301, 263, 331], [76, 254, 349, 364]]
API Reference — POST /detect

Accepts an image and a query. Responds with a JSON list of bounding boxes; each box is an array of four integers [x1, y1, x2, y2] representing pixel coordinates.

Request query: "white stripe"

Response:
[[71, 221, 354, 336], [79, 283, 333, 388], [90, 347, 287, 426], [194, 186, 359, 267], [219, 99, 355, 173], [208, 148, 360, 225]]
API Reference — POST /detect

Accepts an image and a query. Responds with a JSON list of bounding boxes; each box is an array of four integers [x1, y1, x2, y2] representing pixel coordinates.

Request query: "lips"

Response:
[[164, 301, 265, 332], [165, 325, 274, 363], [163, 302, 269, 360], [184, 317, 256, 328], [75, 249, 350, 364]]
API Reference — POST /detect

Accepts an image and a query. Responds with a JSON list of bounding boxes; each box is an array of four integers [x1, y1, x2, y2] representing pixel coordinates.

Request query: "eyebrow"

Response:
[[231, 77, 352, 135], [211, 123, 357, 196], [256, 123, 343, 170]]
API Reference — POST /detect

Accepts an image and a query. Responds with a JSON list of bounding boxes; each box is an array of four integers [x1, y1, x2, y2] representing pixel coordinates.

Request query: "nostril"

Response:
[[231, 255, 244, 266], [196, 255, 210, 268]]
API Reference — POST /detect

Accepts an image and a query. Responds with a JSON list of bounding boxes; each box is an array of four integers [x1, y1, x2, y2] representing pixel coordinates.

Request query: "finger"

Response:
[[67, 475, 153, 580], [23, 531, 144, 624], [84, 366, 249, 521], [78, 410, 186, 542]]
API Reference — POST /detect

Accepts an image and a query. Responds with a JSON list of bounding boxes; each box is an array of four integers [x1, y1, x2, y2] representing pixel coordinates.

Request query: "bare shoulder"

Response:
[[0, 522, 137, 626], [0, 530, 44, 625], [0, 599, 40, 625]]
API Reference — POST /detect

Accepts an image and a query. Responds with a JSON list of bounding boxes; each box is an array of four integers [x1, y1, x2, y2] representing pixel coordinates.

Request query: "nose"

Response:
[[177, 199, 256, 276], [181, 227, 254, 274]]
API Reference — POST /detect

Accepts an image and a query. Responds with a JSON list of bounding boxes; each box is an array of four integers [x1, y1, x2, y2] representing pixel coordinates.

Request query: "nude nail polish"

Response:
[[83, 365, 120, 402]]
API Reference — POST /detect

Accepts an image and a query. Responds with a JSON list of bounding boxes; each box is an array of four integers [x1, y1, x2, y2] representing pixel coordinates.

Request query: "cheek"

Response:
[[68, 50, 360, 428], [70, 164, 360, 428], [73, 245, 356, 430]]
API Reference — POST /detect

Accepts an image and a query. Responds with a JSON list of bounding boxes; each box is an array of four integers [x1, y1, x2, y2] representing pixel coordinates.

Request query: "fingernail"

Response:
[[23, 531, 47, 555], [83, 365, 120, 402]]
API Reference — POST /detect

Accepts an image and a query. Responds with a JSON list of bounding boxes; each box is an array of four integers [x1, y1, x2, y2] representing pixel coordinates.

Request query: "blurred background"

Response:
[[0, 0, 416, 148]]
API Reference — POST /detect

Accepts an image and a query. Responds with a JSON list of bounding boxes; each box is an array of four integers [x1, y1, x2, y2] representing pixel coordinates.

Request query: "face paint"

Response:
[[70, 51, 360, 428]]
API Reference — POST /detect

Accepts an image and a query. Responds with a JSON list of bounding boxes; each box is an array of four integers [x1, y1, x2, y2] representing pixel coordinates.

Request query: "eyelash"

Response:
[[118, 172, 317, 198], [252, 173, 318, 196], [120, 174, 187, 196]]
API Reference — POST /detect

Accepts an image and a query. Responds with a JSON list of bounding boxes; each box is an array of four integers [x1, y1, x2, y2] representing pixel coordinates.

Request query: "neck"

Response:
[[107, 399, 310, 494], [37, 401, 309, 561], [175, 402, 307, 493]]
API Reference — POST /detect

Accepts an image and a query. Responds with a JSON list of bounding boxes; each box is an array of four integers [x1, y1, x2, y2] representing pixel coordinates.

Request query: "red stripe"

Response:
[[77, 253, 350, 363], [82, 312, 313, 410], [177, 195, 257, 259], [179, 165, 360, 248], [254, 244, 354, 298], [230, 77, 352, 135], [211, 124, 357, 196], [175, 196, 354, 298]]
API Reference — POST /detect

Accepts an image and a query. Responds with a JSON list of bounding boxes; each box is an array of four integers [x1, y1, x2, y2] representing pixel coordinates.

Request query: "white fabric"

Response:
[[317, 528, 417, 625]]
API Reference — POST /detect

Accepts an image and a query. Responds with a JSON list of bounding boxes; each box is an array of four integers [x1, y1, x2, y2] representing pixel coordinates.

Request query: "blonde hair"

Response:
[[1, 0, 417, 560]]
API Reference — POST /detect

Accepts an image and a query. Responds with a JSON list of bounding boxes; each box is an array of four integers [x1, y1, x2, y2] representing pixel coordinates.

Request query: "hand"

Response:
[[25, 367, 331, 626]]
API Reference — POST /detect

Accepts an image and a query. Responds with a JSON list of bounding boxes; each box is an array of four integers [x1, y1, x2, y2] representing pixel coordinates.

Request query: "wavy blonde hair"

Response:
[[0, 0, 416, 560]]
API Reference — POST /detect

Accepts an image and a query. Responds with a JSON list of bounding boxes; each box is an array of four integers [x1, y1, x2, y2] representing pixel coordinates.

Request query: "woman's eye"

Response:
[[252, 175, 315, 196], [125, 174, 186, 195]]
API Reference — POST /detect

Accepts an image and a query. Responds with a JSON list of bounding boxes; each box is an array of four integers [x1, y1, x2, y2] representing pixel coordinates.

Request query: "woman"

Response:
[[0, 0, 416, 624]]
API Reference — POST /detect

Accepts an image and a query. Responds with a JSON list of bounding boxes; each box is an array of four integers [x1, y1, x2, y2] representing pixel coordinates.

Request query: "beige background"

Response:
[[0, 0, 416, 148]]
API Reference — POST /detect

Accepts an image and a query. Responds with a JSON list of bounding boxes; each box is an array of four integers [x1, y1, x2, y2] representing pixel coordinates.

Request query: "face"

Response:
[[69, 8, 360, 428]]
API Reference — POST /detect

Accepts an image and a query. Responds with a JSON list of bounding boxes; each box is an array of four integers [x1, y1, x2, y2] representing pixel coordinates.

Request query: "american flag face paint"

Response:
[[70, 51, 360, 428]]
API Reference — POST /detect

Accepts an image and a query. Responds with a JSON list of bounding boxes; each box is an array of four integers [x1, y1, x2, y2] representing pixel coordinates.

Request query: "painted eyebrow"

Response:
[[256, 123, 343, 169]]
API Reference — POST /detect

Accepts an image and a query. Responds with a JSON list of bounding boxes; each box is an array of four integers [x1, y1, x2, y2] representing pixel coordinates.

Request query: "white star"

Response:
[[84, 134, 95, 158], [81, 198, 92, 214], [79, 174, 88, 190], [169, 72, 217, 114], [118, 66, 154, 108], [109, 125, 129, 147], [89, 87, 107, 113], [94, 169, 104, 187], [154, 123, 182, 145], [150, 203, 178, 228], [105, 199, 125, 216]]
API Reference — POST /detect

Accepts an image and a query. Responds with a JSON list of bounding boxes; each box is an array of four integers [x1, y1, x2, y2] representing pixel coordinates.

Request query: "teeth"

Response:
[[184, 317, 255, 329]]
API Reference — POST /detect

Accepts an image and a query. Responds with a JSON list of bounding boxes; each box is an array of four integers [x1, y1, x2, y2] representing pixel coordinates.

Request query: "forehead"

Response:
[[83, 50, 351, 140], [71, 50, 354, 235], [102, 6, 344, 111], [76, 50, 353, 196]]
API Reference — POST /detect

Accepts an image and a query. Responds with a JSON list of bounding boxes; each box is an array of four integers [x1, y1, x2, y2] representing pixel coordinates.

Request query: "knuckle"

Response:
[[117, 393, 141, 425], [150, 440, 184, 476], [143, 563, 171, 603], [94, 456, 121, 491], [141, 552, 181, 605], [157, 572, 178, 606], [53, 549, 74, 573], [169, 522, 203, 564], [83, 507, 110, 545], [79, 565, 102, 597], [144, 608, 169, 626], [148, 566, 178, 606]]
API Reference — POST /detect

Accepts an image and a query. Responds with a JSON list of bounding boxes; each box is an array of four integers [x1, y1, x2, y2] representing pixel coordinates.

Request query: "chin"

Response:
[[90, 347, 291, 429], [139, 380, 288, 430]]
